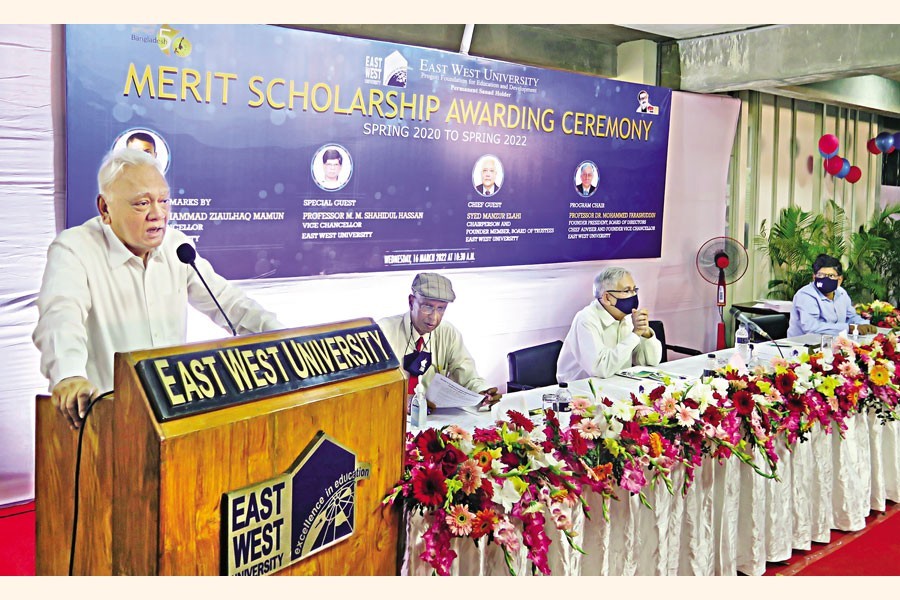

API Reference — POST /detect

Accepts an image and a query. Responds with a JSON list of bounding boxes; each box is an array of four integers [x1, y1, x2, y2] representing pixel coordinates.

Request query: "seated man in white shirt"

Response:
[[378, 272, 501, 411], [557, 266, 662, 381], [33, 148, 284, 430]]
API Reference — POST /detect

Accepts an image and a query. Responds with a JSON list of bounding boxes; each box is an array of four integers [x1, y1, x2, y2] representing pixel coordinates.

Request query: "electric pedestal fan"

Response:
[[696, 237, 749, 349]]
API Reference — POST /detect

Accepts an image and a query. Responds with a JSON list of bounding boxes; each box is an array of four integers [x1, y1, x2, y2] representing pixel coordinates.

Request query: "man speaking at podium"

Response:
[[557, 266, 662, 381], [378, 272, 501, 412], [33, 148, 284, 430]]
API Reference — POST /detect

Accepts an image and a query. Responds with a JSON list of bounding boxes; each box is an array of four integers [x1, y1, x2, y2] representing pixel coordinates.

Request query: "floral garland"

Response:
[[383, 332, 900, 576], [856, 300, 900, 330]]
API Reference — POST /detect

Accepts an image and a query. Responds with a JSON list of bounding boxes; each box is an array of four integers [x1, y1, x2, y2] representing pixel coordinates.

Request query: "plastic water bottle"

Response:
[[702, 353, 717, 378], [410, 382, 427, 429], [555, 382, 573, 413], [735, 322, 750, 362]]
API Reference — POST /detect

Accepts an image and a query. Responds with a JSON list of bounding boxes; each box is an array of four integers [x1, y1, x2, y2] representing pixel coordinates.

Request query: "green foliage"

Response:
[[755, 200, 900, 303]]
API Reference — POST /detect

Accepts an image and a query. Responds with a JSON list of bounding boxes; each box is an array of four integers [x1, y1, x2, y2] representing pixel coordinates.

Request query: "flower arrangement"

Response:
[[856, 300, 900, 329], [383, 333, 900, 576]]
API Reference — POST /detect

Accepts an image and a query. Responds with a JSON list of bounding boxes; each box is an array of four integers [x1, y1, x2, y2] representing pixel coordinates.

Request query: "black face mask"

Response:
[[613, 294, 639, 314], [403, 350, 432, 376], [815, 277, 839, 295]]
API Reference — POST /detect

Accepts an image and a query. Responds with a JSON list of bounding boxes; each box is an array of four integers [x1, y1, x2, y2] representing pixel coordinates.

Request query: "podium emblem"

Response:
[[222, 431, 371, 576]]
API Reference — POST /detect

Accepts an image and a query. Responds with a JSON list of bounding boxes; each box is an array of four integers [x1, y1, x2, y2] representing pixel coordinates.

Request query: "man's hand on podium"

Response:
[[52, 376, 98, 430]]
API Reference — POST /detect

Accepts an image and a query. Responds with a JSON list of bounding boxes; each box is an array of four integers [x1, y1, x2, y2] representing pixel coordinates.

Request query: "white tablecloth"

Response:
[[404, 340, 900, 575]]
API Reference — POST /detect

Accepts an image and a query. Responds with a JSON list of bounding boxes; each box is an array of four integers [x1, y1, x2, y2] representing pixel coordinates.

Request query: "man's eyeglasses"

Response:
[[414, 296, 447, 316], [815, 273, 840, 280], [607, 288, 639, 297]]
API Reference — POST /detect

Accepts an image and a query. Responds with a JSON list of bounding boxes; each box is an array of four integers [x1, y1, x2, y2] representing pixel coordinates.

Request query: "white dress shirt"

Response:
[[33, 217, 283, 392], [556, 299, 662, 381], [377, 312, 488, 393]]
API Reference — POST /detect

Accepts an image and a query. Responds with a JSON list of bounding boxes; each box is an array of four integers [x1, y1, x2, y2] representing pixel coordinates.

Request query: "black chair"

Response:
[[648, 320, 702, 363], [747, 313, 789, 342], [507, 340, 564, 392]]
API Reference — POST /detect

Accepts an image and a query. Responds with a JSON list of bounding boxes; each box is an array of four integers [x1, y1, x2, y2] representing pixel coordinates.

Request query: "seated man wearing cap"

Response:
[[378, 272, 501, 411], [557, 266, 662, 381]]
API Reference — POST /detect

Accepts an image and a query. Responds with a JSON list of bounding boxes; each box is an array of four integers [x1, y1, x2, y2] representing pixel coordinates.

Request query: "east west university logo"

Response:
[[222, 432, 371, 576], [364, 50, 407, 88]]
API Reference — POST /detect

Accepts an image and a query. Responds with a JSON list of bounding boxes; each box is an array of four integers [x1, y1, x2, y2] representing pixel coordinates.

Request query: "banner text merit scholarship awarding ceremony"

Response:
[[3, 20, 900, 578]]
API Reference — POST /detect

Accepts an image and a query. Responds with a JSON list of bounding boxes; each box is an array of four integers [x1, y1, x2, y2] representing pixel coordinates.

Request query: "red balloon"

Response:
[[846, 166, 862, 184], [824, 155, 844, 175], [818, 134, 839, 155], [867, 138, 882, 154]]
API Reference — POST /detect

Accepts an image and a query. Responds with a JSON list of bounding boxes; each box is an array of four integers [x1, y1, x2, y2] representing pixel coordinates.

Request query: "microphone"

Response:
[[729, 306, 771, 339], [176, 243, 238, 336], [729, 306, 785, 359]]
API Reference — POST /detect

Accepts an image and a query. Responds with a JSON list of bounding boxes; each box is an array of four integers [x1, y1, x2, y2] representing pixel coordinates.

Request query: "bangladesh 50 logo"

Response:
[[157, 24, 192, 58]]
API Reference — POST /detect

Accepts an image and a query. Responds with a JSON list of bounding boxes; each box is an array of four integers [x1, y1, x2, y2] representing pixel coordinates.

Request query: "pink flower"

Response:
[[619, 460, 647, 494], [420, 510, 457, 576], [550, 503, 573, 531], [444, 425, 472, 442], [675, 404, 700, 427], [456, 458, 482, 494], [658, 396, 677, 418], [445, 504, 476, 536], [493, 517, 521, 552], [574, 418, 603, 439], [570, 396, 593, 415]]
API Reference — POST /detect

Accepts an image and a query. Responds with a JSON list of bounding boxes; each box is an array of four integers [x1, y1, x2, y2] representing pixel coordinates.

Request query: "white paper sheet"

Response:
[[425, 373, 484, 408]]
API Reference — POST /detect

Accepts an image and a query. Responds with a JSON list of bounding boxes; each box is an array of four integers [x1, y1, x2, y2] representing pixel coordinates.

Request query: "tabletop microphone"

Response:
[[729, 306, 784, 358], [176, 243, 238, 336], [729, 306, 771, 339]]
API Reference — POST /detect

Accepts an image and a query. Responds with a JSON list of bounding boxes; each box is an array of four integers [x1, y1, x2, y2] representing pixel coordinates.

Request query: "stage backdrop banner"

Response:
[[65, 24, 671, 279]]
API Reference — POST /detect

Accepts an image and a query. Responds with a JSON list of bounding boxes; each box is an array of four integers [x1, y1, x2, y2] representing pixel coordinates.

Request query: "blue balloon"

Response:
[[819, 148, 839, 159], [836, 158, 851, 178], [875, 131, 895, 153]]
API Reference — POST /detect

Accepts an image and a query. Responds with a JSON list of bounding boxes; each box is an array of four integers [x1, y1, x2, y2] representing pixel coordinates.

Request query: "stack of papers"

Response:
[[616, 366, 691, 383], [425, 374, 487, 414]]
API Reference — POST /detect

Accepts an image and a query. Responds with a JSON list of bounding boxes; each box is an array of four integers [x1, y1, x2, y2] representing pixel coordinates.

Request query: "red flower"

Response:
[[785, 394, 805, 413], [415, 429, 445, 461], [702, 405, 723, 426], [732, 390, 755, 416], [648, 385, 666, 401], [569, 430, 588, 454], [473, 427, 501, 444], [506, 410, 535, 432], [500, 450, 522, 469], [411, 465, 448, 507], [774, 371, 797, 395], [471, 509, 498, 539], [440, 444, 467, 477]]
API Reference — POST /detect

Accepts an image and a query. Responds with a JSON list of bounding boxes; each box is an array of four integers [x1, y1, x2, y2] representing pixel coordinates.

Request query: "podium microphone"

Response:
[[176, 243, 238, 336], [729, 306, 784, 358]]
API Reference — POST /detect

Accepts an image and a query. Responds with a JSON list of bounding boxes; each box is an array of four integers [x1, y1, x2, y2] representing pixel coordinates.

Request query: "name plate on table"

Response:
[[135, 324, 398, 421]]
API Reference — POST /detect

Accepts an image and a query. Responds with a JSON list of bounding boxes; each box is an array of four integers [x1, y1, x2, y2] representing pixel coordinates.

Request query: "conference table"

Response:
[[401, 334, 900, 576]]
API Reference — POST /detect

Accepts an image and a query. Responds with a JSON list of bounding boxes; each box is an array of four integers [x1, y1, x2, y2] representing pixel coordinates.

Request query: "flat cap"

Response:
[[411, 272, 456, 302]]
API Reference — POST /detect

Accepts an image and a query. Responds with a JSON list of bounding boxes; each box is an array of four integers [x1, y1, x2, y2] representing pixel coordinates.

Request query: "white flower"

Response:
[[528, 428, 547, 444], [494, 477, 523, 512], [602, 417, 624, 439], [685, 382, 714, 411], [456, 438, 474, 455], [710, 378, 730, 394], [607, 398, 635, 422], [531, 450, 566, 471]]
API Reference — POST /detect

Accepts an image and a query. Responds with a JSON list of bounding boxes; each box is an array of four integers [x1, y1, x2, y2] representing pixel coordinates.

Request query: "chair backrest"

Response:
[[507, 340, 564, 391], [648, 320, 668, 362], [748, 313, 789, 342]]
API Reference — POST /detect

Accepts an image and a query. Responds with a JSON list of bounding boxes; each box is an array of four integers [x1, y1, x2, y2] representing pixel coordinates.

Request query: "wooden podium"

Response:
[[36, 318, 406, 575]]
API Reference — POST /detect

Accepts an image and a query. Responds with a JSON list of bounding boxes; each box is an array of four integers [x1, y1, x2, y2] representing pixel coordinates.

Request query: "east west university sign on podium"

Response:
[[35, 318, 406, 575]]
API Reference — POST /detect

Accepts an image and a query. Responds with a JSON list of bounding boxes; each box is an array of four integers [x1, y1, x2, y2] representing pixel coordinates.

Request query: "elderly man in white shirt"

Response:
[[557, 266, 662, 381], [33, 148, 283, 429]]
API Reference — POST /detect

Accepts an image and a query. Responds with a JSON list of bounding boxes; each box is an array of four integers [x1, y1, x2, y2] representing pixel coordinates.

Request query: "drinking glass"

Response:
[[820, 334, 835, 365]]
